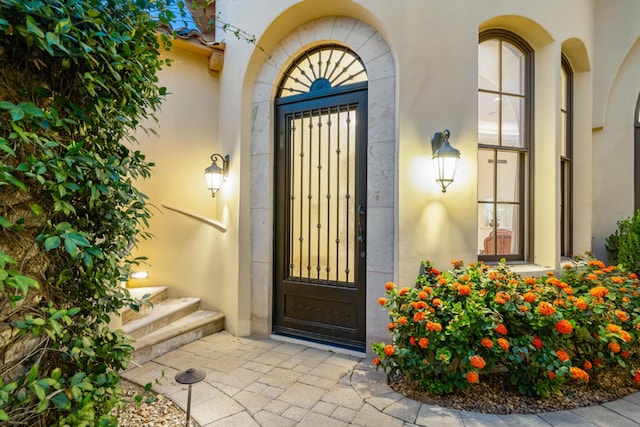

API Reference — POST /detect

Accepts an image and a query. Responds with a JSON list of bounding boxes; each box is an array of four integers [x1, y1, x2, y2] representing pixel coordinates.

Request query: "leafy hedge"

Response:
[[607, 210, 640, 275], [0, 0, 177, 424], [373, 256, 640, 397]]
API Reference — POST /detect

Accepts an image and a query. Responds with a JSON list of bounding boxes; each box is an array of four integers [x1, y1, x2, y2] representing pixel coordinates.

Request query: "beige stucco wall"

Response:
[[128, 0, 640, 354], [129, 46, 247, 335]]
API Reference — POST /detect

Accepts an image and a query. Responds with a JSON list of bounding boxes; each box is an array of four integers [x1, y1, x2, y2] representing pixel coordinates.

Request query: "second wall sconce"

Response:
[[205, 153, 229, 197], [431, 129, 461, 193]]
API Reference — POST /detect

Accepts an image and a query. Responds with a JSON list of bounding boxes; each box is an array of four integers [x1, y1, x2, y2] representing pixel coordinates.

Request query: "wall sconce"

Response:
[[431, 129, 461, 193], [204, 153, 229, 197]]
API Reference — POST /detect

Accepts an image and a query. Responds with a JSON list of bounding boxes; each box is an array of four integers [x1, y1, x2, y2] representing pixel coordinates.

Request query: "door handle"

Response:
[[357, 204, 366, 246]]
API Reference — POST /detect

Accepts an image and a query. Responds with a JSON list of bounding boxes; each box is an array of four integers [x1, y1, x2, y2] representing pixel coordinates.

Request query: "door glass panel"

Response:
[[501, 95, 523, 147], [496, 151, 519, 203], [289, 106, 356, 284]]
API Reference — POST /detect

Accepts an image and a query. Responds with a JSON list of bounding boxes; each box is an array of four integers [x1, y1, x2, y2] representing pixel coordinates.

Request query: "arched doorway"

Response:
[[249, 17, 396, 353], [273, 45, 368, 350]]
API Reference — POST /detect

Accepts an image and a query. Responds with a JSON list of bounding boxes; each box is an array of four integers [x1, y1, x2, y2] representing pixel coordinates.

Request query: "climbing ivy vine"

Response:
[[0, 0, 183, 424]]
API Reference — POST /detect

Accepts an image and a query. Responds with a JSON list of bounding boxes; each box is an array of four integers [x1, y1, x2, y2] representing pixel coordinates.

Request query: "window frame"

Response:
[[635, 92, 640, 213], [478, 30, 534, 263], [560, 55, 574, 258]]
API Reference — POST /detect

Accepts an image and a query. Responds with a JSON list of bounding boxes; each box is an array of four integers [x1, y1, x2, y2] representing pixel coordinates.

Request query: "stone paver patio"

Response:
[[122, 331, 640, 426]]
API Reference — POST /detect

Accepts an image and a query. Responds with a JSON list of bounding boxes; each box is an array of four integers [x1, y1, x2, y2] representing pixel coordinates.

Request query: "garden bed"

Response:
[[390, 367, 640, 414]]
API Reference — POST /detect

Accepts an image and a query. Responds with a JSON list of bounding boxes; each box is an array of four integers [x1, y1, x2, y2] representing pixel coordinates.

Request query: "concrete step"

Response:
[[122, 286, 167, 323], [122, 297, 201, 340], [130, 310, 224, 365]]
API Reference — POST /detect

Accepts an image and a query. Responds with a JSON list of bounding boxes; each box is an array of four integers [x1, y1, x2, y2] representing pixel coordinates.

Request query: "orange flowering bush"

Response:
[[373, 255, 640, 396]]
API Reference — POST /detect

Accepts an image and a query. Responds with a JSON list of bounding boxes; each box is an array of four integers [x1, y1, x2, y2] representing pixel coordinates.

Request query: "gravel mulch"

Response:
[[390, 367, 640, 414], [112, 379, 201, 427]]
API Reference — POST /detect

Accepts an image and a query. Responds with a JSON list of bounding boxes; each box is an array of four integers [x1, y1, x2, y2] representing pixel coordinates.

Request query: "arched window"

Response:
[[561, 55, 573, 257], [635, 93, 640, 213], [277, 45, 367, 98], [478, 30, 533, 261]]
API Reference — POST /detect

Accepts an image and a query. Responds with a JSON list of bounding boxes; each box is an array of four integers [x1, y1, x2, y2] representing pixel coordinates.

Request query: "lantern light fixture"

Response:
[[204, 153, 229, 197], [431, 129, 461, 193]]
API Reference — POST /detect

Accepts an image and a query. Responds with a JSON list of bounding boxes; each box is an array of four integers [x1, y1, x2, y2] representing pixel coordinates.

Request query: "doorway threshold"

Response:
[[269, 334, 365, 359]]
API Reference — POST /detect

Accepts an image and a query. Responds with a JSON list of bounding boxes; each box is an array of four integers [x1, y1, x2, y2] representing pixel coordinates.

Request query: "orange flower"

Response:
[[432, 298, 442, 307], [608, 342, 621, 353], [532, 336, 543, 350], [524, 277, 536, 285], [470, 355, 486, 369], [553, 298, 565, 307], [537, 301, 556, 316], [494, 291, 510, 304], [556, 349, 570, 362], [438, 277, 448, 285], [387, 322, 396, 330], [481, 338, 494, 349], [413, 312, 426, 322], [570, 367, 589, 382], [426, 321, 442, 332], [495, 324, 508, 335], [623, 296, 631, 303], [546, 277, 561, 287], [612, 276, 624, 284], [589, 259, 605, 269], [466, 371, 479, 383], [634, 370, 640, 383], [409, 336, 417, 346], [497, 338, 510, 351], [397, 316, 408, 326], [385, 282, 395, 291], [377, 297, 387, 306], [373, 357, 380, 365], [384, 344, 395, 356], [399, 287, 410, 296], [620, 330, 632, 343], [583, 360, 592, 370], [548, 371, 556, 380], [588, 273, 599, 281], [590, 286, 609, 298], [621, 350, 630, 358], [417, 291, 429, 300], [574, 299, 588, 310], [429, 267, 440, 275], [546, 271, 555, 276], [418, 337, 429, 348], [615, 310, 629, 322], [607, 323, 622, 333], [451, 259, 464, 269], [523, 292, 536, 303], [555, 319, 573, 334], [631, 273, 639, 280], [519, 305, 528, 312], [458, 285, 471, 296], [415, 301, 428, 310]]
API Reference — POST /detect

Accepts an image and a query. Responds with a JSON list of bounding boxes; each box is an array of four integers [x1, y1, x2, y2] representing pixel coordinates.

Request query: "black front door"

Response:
[[274, 84, 367, 351]]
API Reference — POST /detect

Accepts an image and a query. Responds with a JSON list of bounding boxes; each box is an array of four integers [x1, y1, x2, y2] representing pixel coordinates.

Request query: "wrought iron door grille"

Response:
[[287, 104, 357, 286]]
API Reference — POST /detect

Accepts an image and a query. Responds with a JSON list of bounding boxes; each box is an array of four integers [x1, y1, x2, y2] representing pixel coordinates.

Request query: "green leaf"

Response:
[[51, 367, 62, 380], [0, 409, 9, 421], [35, 397, 49, 413], [44, 236, 61, 251], [30, 204, 44, 216], [13, 275, 39, 292], [9, 108, 24, 121], [0, 216, 12, 228], [26, 16, 45, 38], [50, 392, 70, 409]]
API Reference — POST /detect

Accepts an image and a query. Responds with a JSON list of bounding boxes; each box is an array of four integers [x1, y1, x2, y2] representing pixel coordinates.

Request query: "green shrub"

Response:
[[0, 0, 176, 424], [373, 256, 640, 397], [606, 211, 640, 274]]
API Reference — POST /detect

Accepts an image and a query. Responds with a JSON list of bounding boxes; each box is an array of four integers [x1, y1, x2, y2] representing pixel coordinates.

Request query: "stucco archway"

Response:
[[249, 16, 396, 351]]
